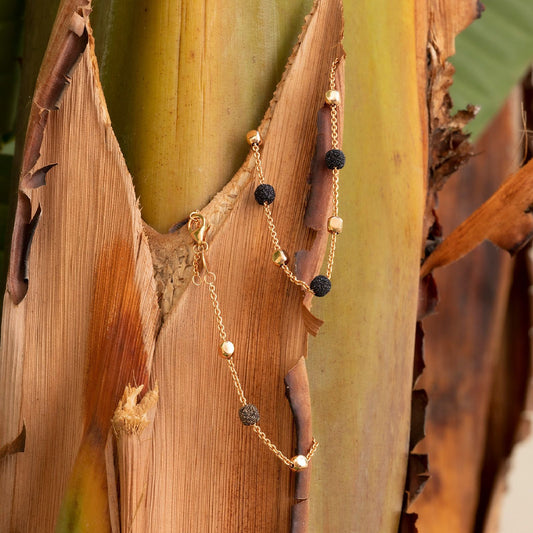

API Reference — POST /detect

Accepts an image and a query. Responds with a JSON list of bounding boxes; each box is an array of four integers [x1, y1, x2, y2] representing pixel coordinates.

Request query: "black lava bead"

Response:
[[239, 404, 260, 426], [310, 275, 331, 297], [254, 184, 276, 205], [325, 149, 346, 170]]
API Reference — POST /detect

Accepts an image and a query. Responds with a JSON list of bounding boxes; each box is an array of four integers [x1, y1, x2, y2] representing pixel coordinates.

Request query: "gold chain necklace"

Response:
[[188, 59, 343, 471]]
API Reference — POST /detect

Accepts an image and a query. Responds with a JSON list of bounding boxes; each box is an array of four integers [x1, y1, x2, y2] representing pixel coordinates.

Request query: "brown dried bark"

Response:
[[0, 0, 343, 531]]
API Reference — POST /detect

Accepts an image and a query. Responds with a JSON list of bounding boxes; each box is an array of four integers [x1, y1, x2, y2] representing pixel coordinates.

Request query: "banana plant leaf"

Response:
[[450, 0, 533, 140]]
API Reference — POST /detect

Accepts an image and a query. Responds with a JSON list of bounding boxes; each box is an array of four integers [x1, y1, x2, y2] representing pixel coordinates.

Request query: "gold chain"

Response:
[[185, 57, 342, 472], [280, 264, 312, 292], [325, 58, 341, 278], [329, 57, 339, 90], [188, 211, 318, 471], [262, 204, 282, 252], [249, 58, 342, 293]]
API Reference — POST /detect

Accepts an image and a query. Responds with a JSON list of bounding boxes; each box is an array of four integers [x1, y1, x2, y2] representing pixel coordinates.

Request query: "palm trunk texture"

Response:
[[1, 1, 533, 532]]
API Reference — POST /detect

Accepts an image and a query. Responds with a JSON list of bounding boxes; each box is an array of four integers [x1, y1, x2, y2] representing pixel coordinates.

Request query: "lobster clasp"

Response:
[[188, 211, 209, 245]]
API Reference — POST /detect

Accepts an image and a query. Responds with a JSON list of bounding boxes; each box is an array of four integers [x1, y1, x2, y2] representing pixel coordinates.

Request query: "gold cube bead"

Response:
[[219, 341, 235, 359], [327, 216, 343, 234], [272, 250, 288, 266], [246, 130, 261, 145], [290, 455, 309, 471], [325, 90, 341, 106]]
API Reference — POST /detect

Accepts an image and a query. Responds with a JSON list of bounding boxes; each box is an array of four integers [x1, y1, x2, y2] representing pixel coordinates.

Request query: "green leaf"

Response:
[[450, 0, 533, 140]]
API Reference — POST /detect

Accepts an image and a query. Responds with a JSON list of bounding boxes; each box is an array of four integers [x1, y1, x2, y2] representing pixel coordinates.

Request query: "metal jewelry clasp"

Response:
[[188, 211, 209, 245], [189, 211, 215, 285]]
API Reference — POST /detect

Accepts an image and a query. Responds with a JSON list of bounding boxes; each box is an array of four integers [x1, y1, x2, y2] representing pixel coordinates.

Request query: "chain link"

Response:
[[306, 438, 319, 461], [326, 59, 341, 280], [251, 425, 295, 468], [329, 57, 339, 90], [226, 358, 247, 406], [326, 168, 340, 278], [251, 143, 265, 184], [281, 264, 312, 292], [262, 205, 281, 251], [207, 280, 227, 342], [330, 103, 339, 150], [325, 233, 337, 279]]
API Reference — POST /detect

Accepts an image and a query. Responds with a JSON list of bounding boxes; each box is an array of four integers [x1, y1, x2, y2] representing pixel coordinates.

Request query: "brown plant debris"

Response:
[[417, 273, 438, 321], [112, 385, 159, 436], [429, 104, 478, 194], [421, 158, 533, 277], [422, 7, 478, 244]]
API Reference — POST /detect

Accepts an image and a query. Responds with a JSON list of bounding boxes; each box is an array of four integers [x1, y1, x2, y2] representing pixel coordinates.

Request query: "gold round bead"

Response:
[[219, 341, 235, 359], [246, 130, 261, 145], [290, 455, 309, 471], [272, 249, 288, 266], [327, 216, 343, 234], [325, 90, 341, 106]]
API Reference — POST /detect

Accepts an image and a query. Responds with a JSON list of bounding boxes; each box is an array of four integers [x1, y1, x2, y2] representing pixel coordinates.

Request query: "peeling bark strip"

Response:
[[21, 163, 57, 189], [7, 194, 41, 304], [0, 425, 26, 460], [8, 1, 91, 306], [412, 324, 426, 388], [305, 106, 336, 231], [22, 6, 90, 178], [398, 512, 419, 533], [285, 357, 313, 503]]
